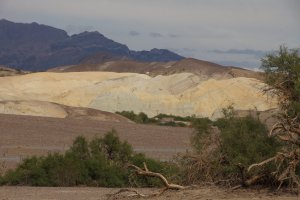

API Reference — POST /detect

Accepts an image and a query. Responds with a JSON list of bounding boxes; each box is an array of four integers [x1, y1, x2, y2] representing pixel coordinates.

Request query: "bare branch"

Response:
[[128, 162, 186, 191], [248, 156, 278, 172]]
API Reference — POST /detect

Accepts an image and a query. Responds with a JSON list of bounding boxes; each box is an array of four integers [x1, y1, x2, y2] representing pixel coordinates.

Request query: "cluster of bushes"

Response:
[[114, 108, 282, 187], [0, 108, 284, 188], [0, 130, 177, 187], [179, 107, 281, 186], [116, 111, 193, 127], [116, 111, 153, 124]]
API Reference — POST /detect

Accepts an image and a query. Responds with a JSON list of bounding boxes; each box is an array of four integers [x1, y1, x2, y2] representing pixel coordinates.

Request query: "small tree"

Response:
[[249, 46, 300, 188]]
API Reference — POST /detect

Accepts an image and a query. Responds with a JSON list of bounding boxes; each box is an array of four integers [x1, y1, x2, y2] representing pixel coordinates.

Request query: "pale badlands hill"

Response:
[[0, 71, 276, 119], [0, 100, 131, 122]]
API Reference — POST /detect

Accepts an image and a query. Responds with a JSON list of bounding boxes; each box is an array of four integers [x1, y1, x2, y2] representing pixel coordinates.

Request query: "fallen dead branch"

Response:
[[248, 156, 278, 172], [107, 162, 186, 199], [128, 162, 186, 191]]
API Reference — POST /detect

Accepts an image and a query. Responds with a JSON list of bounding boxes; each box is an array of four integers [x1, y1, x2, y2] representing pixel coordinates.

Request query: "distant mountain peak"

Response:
[[0, 19, 184, 71], [71, 31, 103, 37]]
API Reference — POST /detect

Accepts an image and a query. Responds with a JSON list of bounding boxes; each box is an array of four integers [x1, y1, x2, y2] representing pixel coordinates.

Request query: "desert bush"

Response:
[[215, 115, 280, 183], [3, 130, 176, 187], [116, 111, 149, 124], [0, 176, 4, 185], [5, 156, 49, 186], [155, 113, 195, 122], [116, 111, 192, 127], [190, 117, 212, 152], [180, 110, 280, 186]]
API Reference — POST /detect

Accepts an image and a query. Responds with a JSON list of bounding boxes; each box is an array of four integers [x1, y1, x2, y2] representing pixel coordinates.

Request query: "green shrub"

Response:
[[155, 113, 195, 122], [214, 115, 280, 185], [5, 156, 49, 186], [116, 111, 149, 124], [96, 129, 133, 162], [3, 130, 176, 187], [185, 111, 281, 185], [0, 175, 5, 185], [217, 116, 279, 168], [191, 117, 212, 152], [116, 111, 193, 127]]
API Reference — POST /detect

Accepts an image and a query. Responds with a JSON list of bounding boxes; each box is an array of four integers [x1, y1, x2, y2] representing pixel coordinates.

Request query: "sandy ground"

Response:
[[0, 114, 192, 170], [0, 186, 298, 200]]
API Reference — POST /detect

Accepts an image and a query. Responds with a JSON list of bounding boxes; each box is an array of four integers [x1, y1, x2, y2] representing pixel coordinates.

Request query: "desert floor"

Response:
[[1, 114, 295, 200], [0, 186, 298, 200], [0, 114, 192, 170]]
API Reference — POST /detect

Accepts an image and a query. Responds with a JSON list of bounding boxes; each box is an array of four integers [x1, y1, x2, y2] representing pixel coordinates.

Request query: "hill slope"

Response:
[[0, 100, 132, 122], [0, 66, 28, 77], [0, 72, 276, 119], [50, 58, 263, 80]]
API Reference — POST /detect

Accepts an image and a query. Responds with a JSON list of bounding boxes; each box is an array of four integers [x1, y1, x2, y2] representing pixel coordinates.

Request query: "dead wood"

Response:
[[108, 162, 186, 199], [128, 162, 186, 191], [248, 114, 300, 189]]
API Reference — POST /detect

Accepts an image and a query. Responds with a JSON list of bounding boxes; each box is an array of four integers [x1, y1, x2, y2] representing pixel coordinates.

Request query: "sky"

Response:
[[0, 0, 299, 69]]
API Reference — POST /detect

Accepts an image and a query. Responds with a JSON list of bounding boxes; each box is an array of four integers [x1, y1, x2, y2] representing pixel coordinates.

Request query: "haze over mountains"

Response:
[[0, 19, 183, 71]]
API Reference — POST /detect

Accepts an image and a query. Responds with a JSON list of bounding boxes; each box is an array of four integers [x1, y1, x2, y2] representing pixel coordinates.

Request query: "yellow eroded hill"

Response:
[[0, 72, 277, 119]]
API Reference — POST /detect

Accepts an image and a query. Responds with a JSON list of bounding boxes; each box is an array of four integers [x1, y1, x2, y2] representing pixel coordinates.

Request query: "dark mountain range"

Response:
[[0, 19, 184, 71]]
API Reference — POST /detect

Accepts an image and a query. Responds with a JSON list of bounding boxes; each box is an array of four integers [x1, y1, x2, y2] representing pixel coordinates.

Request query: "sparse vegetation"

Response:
[[0, 106, 288, 189], [178, 107, 280, 187], [116, 111, 151, 124], [116, 111, 193, 127], [1, 130, 177, 187]]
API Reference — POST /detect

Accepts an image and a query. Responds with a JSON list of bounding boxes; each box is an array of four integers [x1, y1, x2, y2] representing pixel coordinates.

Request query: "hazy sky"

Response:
[[0, 0, 299, 69]]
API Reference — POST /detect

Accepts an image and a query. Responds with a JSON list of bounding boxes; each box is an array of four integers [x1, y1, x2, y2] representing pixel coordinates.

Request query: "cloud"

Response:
[[0, 1, 4, 13], [211, 49, 268, 58], [215, 60, 260, 68], [149, 32, 163, 38], [129, 30, 140, 36], [167, 33, 180, 38]]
